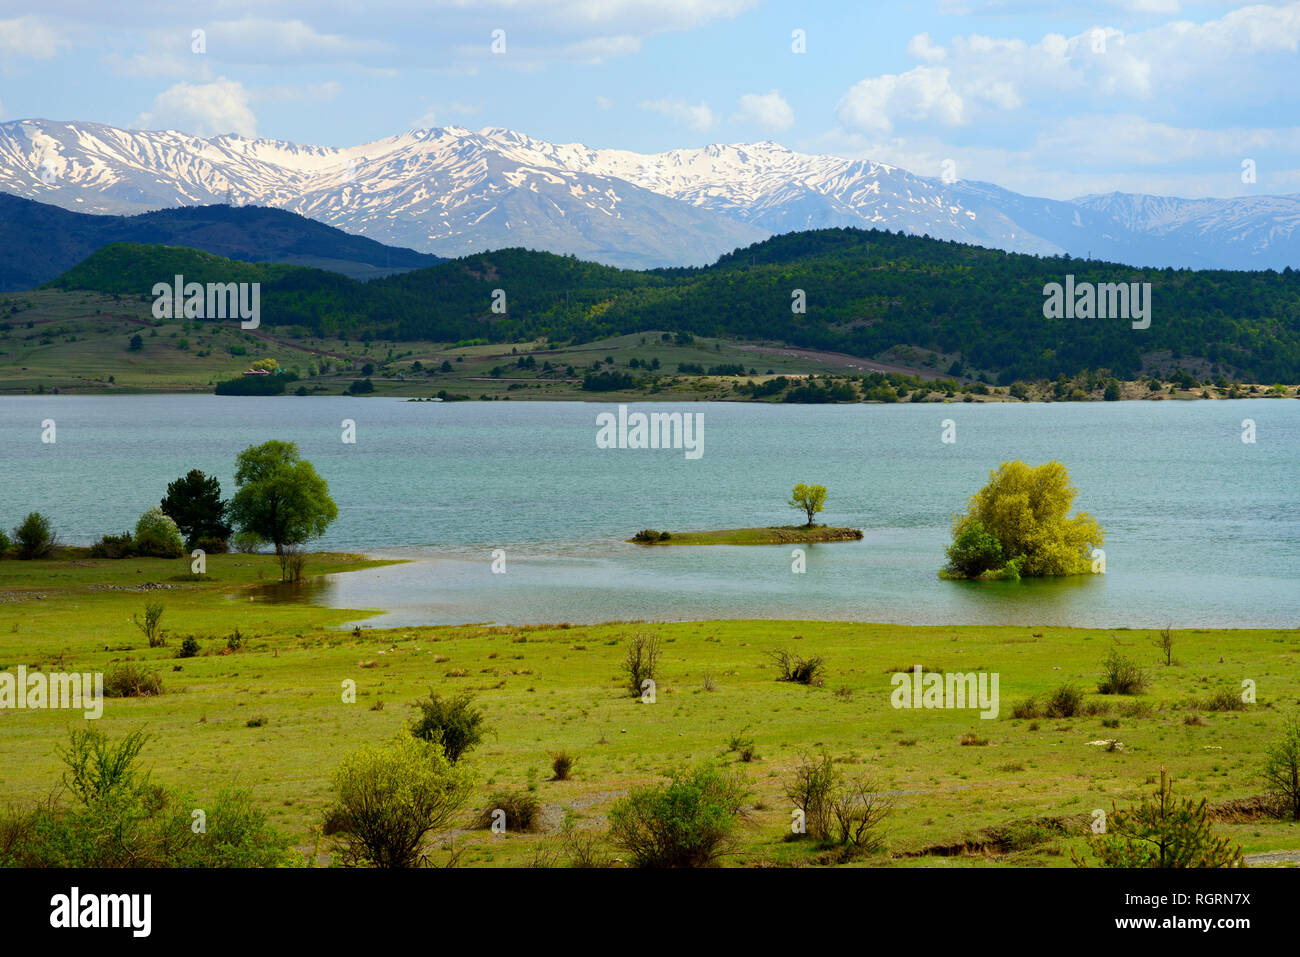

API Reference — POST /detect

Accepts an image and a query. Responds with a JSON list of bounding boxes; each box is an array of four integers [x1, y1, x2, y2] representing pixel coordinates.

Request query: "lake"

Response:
[[3, 395, 1297, 628]]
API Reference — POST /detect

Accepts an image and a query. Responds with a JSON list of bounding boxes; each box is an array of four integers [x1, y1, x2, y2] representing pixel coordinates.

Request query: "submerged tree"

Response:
[[943, 460, 1104, 579]]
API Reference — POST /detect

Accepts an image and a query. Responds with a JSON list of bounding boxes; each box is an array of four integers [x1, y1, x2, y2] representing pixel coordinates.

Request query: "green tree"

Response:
[[1075, 769, 1243, 868], [160, 469, 231, 547], [12, 512, 56, 559], [324, 735, 473, 868], [1103, 379, 1122, 401], [127, 333, 143, 351], [409, 690, 488, 763], [788, 483, 827, 527], [947, 460, 1104, 578], [227, 441, 338, 575]]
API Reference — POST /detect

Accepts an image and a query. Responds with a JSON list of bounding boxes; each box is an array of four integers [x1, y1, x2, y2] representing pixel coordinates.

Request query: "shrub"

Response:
[[0, 729, 292, 868], [607, 764, 749, 868], [942, 519, 1005, 579], [632, 529, 663, 543], [622, 632, 662, 697], [231, 530, 264, 554], [278, 542, 307, 583], [1043, 684, 1083, 718], [726, 730, 759, 763], [102, 664, 164, 698], [12, 512, 56, 559], [551, 751, 574, 781], [409, 690, 488, 763], [195, 536, 228, 554], [473, 789, 540, 831], [784, 751, 838, 842], [1011, 698, 1042, 719], [133, 600, 165, 647], [1074, 769, 1243, 868], [1262, 712, 1300, 821], [1097, 648, 1149, 695], [769, 649, 825, 685], [246, 716, 267, 728], [785, 750, 890, 855], [89, 532, 135, 559], [176, 635, 200, 659], [324, 736, 473, 868], [0, 528, 10, 557], [133, 506, 185, 558], [1199, 687, 1247, 712]]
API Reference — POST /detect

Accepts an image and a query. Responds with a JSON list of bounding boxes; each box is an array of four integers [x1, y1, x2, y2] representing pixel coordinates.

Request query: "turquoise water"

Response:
[[2, 395, 1297, 628]]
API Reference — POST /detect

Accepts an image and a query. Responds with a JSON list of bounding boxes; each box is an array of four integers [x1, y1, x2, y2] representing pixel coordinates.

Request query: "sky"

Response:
[[0, 0, 1296, 200]]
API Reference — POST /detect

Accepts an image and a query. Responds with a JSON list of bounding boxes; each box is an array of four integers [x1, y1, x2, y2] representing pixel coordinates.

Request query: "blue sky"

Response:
[[0, 0, 1296, 199]]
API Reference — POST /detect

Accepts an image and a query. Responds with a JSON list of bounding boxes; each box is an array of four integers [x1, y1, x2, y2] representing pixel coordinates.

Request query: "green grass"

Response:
[[631, 526, 865, 545], [1, 554, 1297, 867]]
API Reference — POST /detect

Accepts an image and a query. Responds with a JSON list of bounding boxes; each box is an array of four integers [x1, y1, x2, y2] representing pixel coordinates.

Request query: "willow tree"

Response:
[[228, 440, 338, 581], [944, 460, 1104, 579]]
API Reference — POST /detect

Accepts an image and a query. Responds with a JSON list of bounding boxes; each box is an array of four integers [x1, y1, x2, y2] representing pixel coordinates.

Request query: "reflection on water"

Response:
[[249, 577, 339, 605]]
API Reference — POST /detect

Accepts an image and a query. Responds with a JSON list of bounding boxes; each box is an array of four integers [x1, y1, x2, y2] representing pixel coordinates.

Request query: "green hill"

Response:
[[42, 229, 1300, 382]]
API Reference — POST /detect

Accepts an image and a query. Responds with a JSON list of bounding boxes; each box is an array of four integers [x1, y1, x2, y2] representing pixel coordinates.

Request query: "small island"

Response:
[[628, 483, 863, 545], [629, 526, 863, 546]]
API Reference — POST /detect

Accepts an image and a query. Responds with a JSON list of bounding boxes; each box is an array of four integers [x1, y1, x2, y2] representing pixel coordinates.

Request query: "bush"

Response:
[[942, 519, 1005, 579], [409, 690, 488, 763], [323, 735, 473, 868], [12, 512, 56, 559], [632, 529, 663, 543], [231, 530, 264, 554], [1262, 712, 1300, 821], [769, 649, 825, 685], [1199, 687, 1247, 712], [89, 532, 135, 559], [472, 789, 540, 831], [1043, 684, 1083, 718], [1074, 769, 1243, 867], [176, 635, 200, 658], [194, 536, 228, 554], [785, 751, 838, 841], [551, 751, 574, 781], [103, 664, 164, 698], [0, 729, 292, 868], [133, 506, 185, 558], [133, 600, 165, 647], [1097, 649, 1149, 695], [607, 765, 749, 868], [0, 528, 10, 557], [622, 632, 662, 697], [1011, 698, 1042, 720]]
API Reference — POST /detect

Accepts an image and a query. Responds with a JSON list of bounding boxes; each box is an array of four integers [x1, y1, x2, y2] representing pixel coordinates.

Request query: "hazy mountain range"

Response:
[[1, 119, 1296, 272]]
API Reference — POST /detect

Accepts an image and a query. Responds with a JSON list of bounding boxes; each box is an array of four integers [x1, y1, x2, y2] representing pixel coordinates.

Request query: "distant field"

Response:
[[6, 288, 1294, 403], [1, 553, 1296, 868]]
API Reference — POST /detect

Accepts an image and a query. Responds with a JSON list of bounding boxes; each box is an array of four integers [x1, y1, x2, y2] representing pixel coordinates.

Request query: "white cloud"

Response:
[[734, 90, 794, 132], [837, 66, 965, 135], [133, 78, 257, 137], [639, 98, 716, 130], [0, 15, 66, 58], [203, 18, 389, 62], [595, 95, 615, 110], [906, 32, 946, 63]]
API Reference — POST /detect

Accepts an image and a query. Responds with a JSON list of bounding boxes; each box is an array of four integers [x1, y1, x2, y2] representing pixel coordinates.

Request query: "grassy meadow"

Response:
[[1, 552, 1297, 867]]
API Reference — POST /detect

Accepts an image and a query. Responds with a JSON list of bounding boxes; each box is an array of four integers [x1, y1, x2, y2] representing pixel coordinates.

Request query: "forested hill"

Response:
[[44, 228, 1300, 382]]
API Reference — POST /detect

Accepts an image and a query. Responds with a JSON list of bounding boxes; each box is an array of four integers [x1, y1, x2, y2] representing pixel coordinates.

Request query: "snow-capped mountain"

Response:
[[1, 119, 1296, 271]]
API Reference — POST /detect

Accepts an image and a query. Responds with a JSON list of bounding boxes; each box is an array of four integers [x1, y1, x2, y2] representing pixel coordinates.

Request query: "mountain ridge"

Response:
[[1, 119, 1296, 272]]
